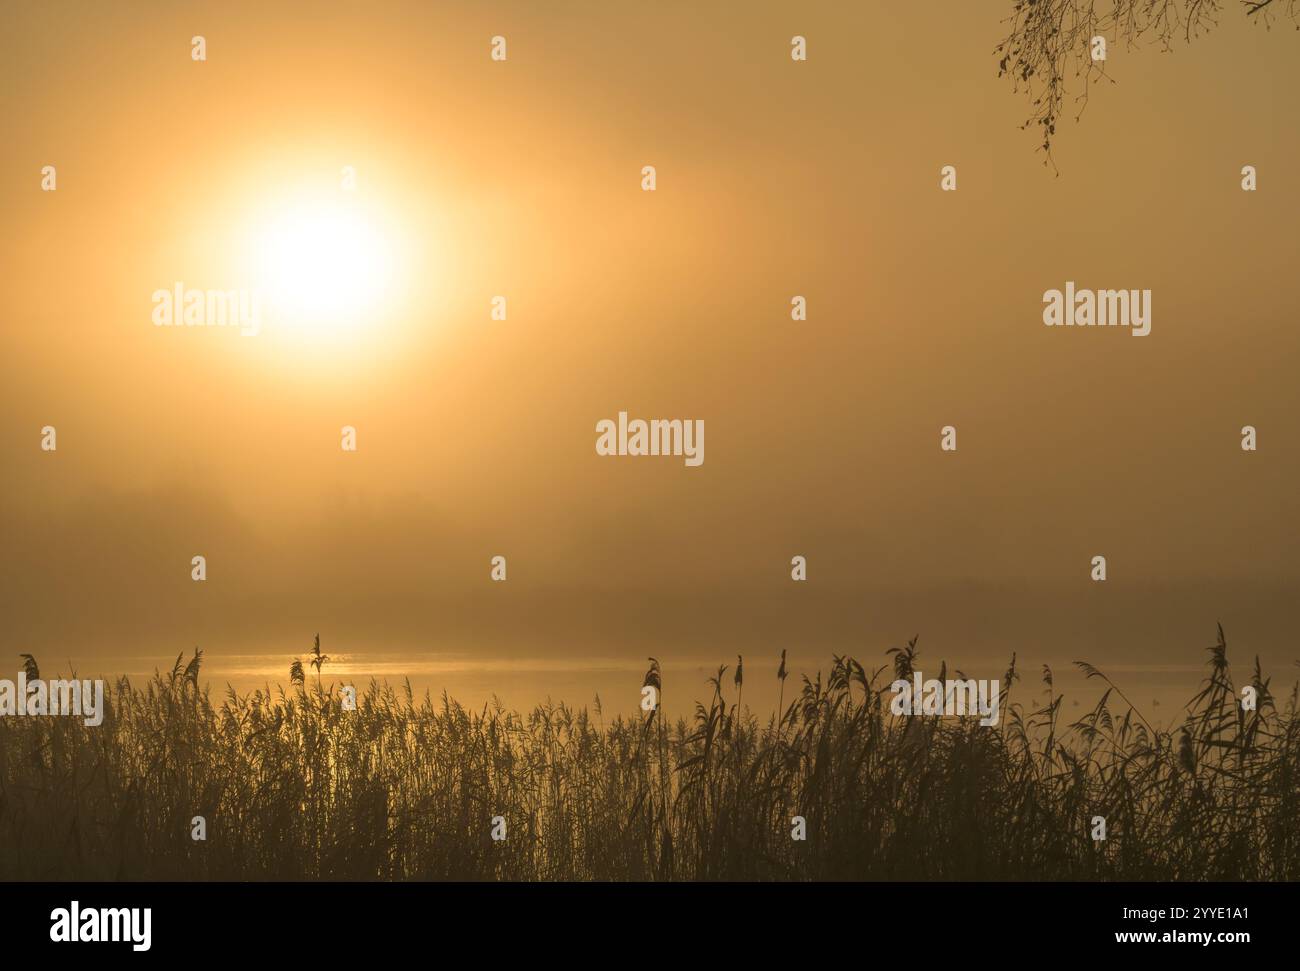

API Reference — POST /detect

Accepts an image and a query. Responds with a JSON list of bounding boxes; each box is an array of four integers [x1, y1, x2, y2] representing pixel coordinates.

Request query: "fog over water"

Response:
[[2, 3, 1296, 726]]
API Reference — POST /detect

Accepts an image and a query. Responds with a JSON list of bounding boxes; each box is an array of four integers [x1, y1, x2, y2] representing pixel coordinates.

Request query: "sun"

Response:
[[249, 191, 400, 340]]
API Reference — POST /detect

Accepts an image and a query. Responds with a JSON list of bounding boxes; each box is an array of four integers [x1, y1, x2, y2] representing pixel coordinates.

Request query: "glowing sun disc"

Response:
[[252, 198, 396, 335]]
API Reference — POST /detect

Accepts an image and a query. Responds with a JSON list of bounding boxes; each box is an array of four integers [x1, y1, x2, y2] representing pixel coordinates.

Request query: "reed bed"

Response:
[[0, 625, 1295, 881]]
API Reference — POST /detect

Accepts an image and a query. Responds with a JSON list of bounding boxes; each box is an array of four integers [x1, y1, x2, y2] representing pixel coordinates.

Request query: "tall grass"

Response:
[[0, 626, 1296, 881]]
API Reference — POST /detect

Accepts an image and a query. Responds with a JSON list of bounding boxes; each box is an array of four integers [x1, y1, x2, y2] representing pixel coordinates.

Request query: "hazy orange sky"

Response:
[[2, 2, 1297, 708]]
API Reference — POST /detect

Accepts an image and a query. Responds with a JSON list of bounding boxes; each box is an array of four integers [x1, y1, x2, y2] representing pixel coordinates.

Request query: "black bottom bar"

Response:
[[0, 880, 1278, 956]]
